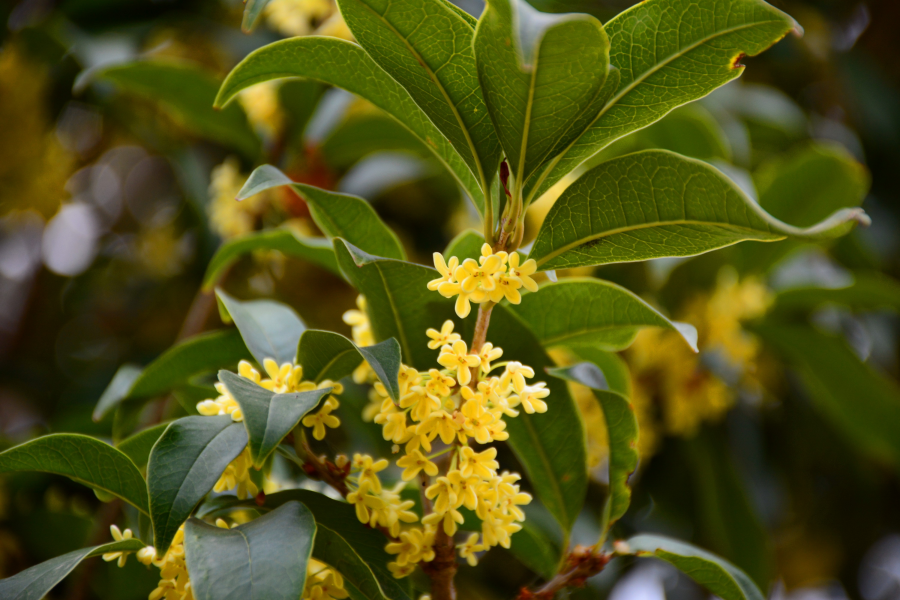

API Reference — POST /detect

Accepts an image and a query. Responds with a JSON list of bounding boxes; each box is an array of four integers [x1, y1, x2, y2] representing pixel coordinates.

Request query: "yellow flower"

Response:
[[460, 393, 495, 444], [459, 447, 499, 479], [102, 525, 134, 568], [437, 340, 480, 386], [515, 382, 550, 414], [238, 81, 284, 139], [415, 410, 460, 445], [447, 470, 479, 510], [352, 453, 389, 493], [208, 157, 268, 240], [459, 256, 502, 294], [500, 361, 535, 394], [506, 253, 539, 293], [264, 0, 335, 37], [396, 450, 439, 481], [425, 477, 457, 514], [347, 481, 385, 524], [302, 400, 341, 440], [214, 447, 259, 499], [426, 320, 461, 349], [458, 533, 484, 567], [428, 254, 460, 292], [422, 506, 465, 536], [386, 526, 435, 567], [476, 342, 503, 373]]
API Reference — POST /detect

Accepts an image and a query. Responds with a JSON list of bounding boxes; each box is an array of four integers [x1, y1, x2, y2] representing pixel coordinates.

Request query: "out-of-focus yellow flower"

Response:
[[208, 157, 269, 239], [264, 0, 350, 39], [0, 43, 74, 218], [135, 223, 191, 278], [627, 269, 772, 456], [238, 81, 284, 140]]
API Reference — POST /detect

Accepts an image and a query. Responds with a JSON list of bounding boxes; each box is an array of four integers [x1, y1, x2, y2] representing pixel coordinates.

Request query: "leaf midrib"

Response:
[[354, 0, 490, 196], [525, 19, 781, 203], [534, 219, 785, 267]]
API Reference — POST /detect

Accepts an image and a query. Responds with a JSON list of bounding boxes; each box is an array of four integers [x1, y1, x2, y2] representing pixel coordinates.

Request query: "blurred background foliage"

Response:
[[0, 0, 899, 598]]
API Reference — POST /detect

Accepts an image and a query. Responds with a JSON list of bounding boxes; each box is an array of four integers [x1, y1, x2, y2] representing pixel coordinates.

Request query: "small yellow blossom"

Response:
[[460, 447, 499, 479], [500, 361, 534, 394], [396, 450, 439, 481], [102, 525, 134, 568], [458, 533, 484, 567], [302, 399, 341, 440], [208, 157, 268, 240], [437, 340, 480, 386], [426, 320, 461, 349]]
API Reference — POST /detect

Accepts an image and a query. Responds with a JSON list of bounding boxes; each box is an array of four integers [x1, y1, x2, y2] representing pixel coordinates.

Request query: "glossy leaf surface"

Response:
[[216, 290, 306, 366]]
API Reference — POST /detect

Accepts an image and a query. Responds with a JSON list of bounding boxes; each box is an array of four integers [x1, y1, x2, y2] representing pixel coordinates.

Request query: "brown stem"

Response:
[[515, 547, 610, 600], [424, 528, 458, 600], [293, 430, 349, 496], [470, 302, 495, 354]]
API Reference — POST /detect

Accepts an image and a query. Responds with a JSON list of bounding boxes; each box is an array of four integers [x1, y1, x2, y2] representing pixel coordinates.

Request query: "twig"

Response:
[[515, 546, 611, 599]]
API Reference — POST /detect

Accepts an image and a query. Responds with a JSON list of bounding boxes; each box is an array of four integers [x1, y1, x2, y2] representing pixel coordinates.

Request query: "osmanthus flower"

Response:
[[214, 447, 258, 499], [102, 525, 134, 568], [427, 244, 540, 318], [343, 295, 377, 383], [421, 503, 466, 536], [459, 447, 499, 479], [425, 477, 457, 513], [437, 340, 480, 386], [302, 397, 341, 440], [500, 361, 535, 394], [396, 449, 439, 481], [425, 320, 461, 349], [514, 382, 550, 414], [352, 453, 388, 493], [458, 533, 484, 567]]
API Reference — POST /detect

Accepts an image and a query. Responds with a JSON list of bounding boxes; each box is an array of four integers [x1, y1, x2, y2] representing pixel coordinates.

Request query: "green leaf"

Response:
[[93, 364, 142, 421], [463, 305, 587, 536], [208, 489, 409, 600], [129, 329, 251, 400], [525, 0, 799, 203], [738, 142, 871, 271], [0, 434, 150, 515], [548, 363, 638, 525], [334, 239, 457, 370], [184, 501, 315, 600], [218, 370, 331, 468], [83, 61, 260, 159], [624, 534, 765, 600], [444, 229, 485, 262], [772, 273, 900, 314], [238, 165, 406, 260], [618, 104, 733, 161], [336, 0, 501, 199], [510, 278, 697, 351], [214, 36, 481, 207], [295, 330, 402, 400], [321, 113, 429, 170], [528, 150, 870, 271], [216, 290, 306, 366], [117, 422, 171, 469], [570, 346, 632, 397], [0, 539, 146, 600], [680, 431, 771, 588], [204, 229, 339, 291], [755, 324, 900, 467], [505, 518, 561, 580], [147, 416, 248, 553], [474, 0, 609, 187], [241, 0, 272, 32]]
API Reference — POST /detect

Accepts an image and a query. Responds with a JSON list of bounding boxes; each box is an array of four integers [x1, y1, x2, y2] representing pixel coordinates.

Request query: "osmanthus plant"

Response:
[[0, 0, 873, 599]]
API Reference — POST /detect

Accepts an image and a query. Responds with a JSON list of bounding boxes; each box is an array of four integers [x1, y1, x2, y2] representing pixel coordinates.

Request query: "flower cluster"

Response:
[[208, 157, 269, 240], [263, 0, 352, 39], [429, 244, 539, 318], [303, 558, 349, 600], [624, 270, 772, 458], [347, 320, 547, 577], [197, 358, 343, 497], [343, 294, 376, 384]]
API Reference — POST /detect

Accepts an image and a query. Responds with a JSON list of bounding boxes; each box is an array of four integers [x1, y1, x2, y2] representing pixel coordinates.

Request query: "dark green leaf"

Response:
[[525, 0, 799, 203], [624, 534, 765, 600], [505, 518, 561, 580], [238, 165, 406, 260], [738, 142, 871, 271], [511, 278, 697, 351], [147, 416, 248, 553], [83, 61, 260, 159], [218, 370, 331, 468], [216, 290, 306, 366], [772, 273, 900, 314], [0, 539, 146, 600], [334, 239, 456, 370], [755, 324, 900, 467], [0, 434, 150, 515], [321, 113, 429, 169], [117, 422, 171, 469], [214, 37, 481, 205], [548, 363, 638, 525], [528, 150, 869, 271], [93, 364, 142, 421], [464, 305, 587, 537], [296, 330, 402, 400], [204, 229, 339, 291], [185, 501, 315, 600], [337, 0, 501, 199], [130, 329, 251, 399], [444, 229, 485, 262], [474, 0, 609, 186]]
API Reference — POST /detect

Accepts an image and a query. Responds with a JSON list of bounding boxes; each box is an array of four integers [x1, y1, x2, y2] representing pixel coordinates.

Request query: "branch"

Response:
[[515, 546, 611, 600]]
